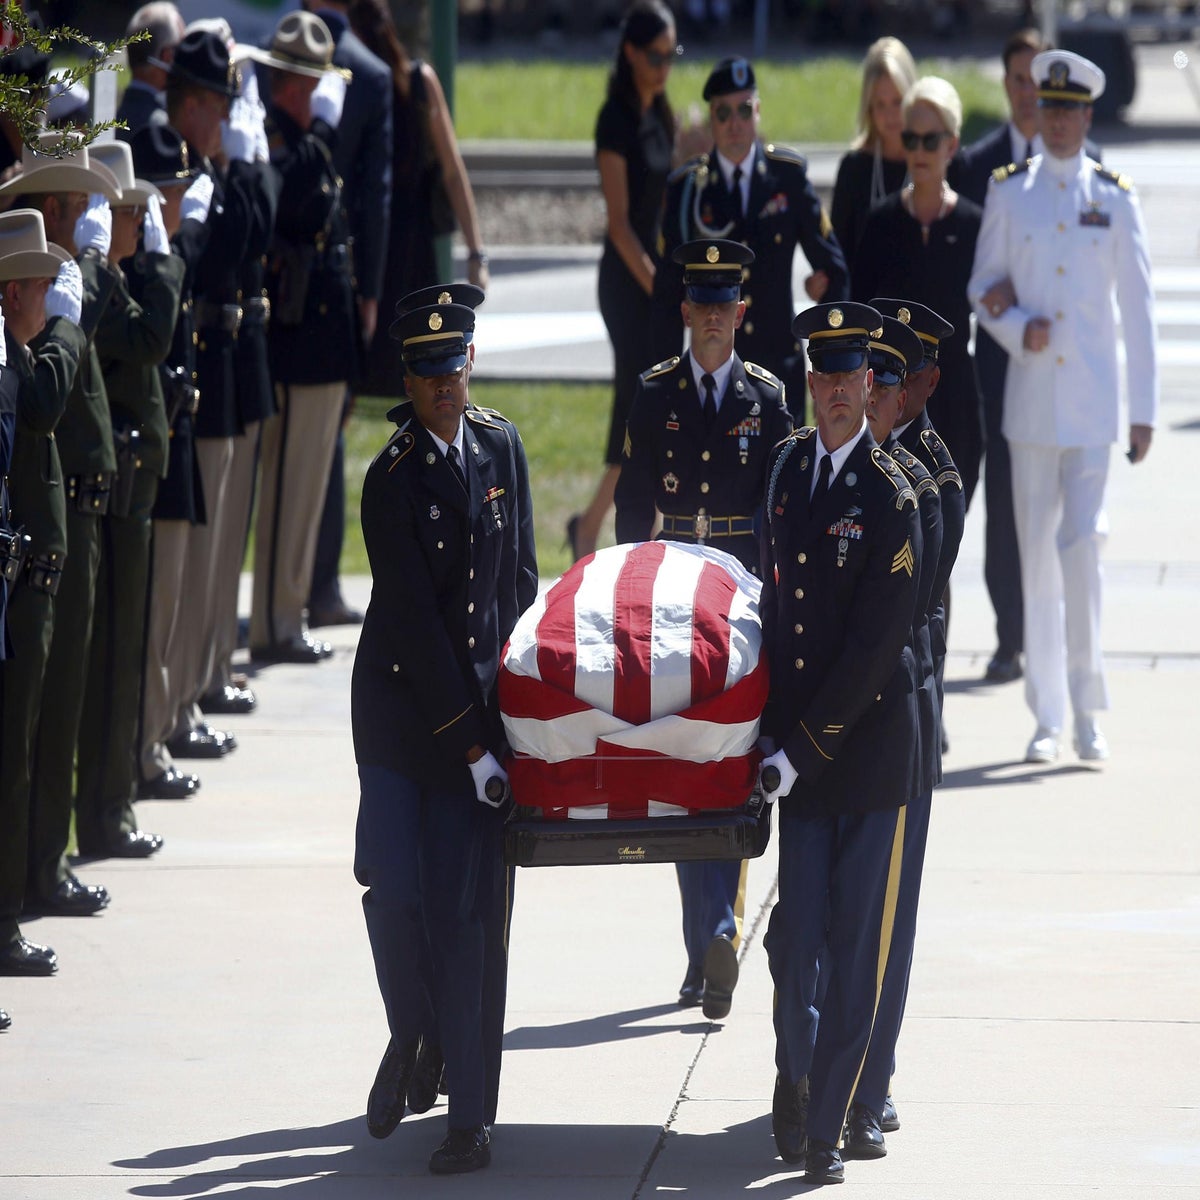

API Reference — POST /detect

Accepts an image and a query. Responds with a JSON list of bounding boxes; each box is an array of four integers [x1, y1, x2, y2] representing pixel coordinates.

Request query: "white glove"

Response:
[[73, 193, 111, 257], [310, 71, 346, 129], [180, 173, 214, 226], [221, 96, 258, 163], [45, 258, 83, 325], [468, 751, 508, 808], [239, 71, 270, 161], [759, 748, 798, 805], [142, 194, 170, 256]]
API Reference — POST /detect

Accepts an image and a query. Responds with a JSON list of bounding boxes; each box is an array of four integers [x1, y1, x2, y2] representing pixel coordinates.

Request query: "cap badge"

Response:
[[897, 306, 911, 324], [871, 325, 883, 338], [438, 291, 452, 305], [428, 312, 443, 331], [827, 308, 844, 329], [706, 245, 720, 263], [180, 143, 189, 171], [1049, 60, 1069, 90], [732, 59, 749, 88]]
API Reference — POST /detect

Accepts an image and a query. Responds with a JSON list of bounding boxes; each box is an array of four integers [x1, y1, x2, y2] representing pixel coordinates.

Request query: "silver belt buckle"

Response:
[[694, 510, 710, 542]]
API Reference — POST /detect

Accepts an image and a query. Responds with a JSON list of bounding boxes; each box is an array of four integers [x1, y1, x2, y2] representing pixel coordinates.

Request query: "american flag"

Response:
[[500, 542, 768, 819]]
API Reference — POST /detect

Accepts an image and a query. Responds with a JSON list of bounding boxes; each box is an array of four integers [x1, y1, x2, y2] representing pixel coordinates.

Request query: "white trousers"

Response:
[[1009, 442, 1111, 734]]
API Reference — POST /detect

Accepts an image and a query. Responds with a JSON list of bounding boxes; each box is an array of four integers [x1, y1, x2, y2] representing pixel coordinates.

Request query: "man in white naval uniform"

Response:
[[968, 48, 1156, 765]]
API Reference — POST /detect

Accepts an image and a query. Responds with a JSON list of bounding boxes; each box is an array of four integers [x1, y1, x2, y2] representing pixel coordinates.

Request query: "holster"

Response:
[[1, 526, 31, 583], [66, 472, 113, 516], [160, 364, 200, 427], [27, 551, 63, 596], [109, 425, 141, 519]]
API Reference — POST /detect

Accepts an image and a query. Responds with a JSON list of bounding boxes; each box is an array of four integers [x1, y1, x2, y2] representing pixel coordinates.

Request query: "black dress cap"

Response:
[[871, 298, 954, 366], [869, 316, 925, 386], [391, 302, 476, 376], [703, 56, 756, 100], [792, 302, 884, 374], [672, 238, 754, 304], [129, 123, 200, 185]]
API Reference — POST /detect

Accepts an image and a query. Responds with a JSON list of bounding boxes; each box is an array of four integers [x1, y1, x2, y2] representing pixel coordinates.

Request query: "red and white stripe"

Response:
[[500, 542, 768, 818]]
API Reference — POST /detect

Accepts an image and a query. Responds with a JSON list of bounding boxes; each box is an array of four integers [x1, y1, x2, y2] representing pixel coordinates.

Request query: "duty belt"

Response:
[[66, 471, 113, 515], [194, 300, 244, 333], [661, 513, 754, 541], [1, 527, 31, 583], [27, 551, 63, 596], [241, 295, 271, 325]]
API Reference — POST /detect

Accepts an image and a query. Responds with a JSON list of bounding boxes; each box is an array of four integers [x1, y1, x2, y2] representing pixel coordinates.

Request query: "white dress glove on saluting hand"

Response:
[[45, 258, 84, 325], [142, 194, 170, 256], [73, 194, 112, 257], [310, 72, 346, 129], [221, 97, 258, 164], [759, 748, 798, 805], [468, 751, 509, 808], [180, 173, 214, 226]]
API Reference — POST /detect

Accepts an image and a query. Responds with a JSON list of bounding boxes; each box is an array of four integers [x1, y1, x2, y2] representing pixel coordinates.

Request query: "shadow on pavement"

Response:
[[504, 1002, 707, 1050]]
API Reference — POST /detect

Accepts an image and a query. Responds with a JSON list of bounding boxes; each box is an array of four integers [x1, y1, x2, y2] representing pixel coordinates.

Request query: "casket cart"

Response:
[[499, 542, 773, 868]]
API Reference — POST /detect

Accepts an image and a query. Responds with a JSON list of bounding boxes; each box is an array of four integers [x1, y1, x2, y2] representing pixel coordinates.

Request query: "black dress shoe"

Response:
[[199, 684, 257, 715], [307, 599, 364, 627], [880, 1094, 900, 1132], [407, 1037, 444, 1114], [138, 768, 200, 800], [77, 829, 164, 860], [166, 727, 235, 759], [367, 1037, 418, 1139], [805, 1138, 844, 1184], [842, 1102, 886, 1160], [0, 1007, 10, 1030], [0, 937, 58, 976], [428, 1125, 491, 1175], [250, 634, 333, 664], [701, 934, 738, 1020], [678, 963, 703, 1008], [27, 872, 110, 916], [771, 1073, 808, 1164], [985, 651, 1023, 684]]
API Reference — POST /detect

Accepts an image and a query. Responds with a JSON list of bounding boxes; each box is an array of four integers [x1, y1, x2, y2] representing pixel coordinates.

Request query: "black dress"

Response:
[[831, 149, 907, 275], [595, 94, 672, 465], [851, 191, 984, 504], [361, 67, 440, 399]]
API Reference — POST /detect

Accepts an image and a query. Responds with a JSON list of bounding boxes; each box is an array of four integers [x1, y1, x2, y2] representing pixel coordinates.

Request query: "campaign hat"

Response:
[[0, 210, 72, 282], [155, 29, 240, 98], [254, 12, 352, 81], [391, 302, 475, 377], [792, 301, 884, 374], [871, 298, 954, 366], [672, 238, 754, 304], [0, 131, 123, 204], [129, 123, 200, 187]]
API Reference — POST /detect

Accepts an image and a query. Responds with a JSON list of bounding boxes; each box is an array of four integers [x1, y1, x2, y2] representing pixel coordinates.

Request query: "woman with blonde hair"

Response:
[[831, 35, 917, 271]]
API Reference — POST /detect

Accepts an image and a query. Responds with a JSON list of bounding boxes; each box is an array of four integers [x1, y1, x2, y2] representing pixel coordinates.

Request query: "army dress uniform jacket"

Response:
[[94, 250, 186, 481], [897, 411, 964, 666], [759, 425, 922, 818], [615, 352, 792, 574], [652, 141, 848, 389], [969, 150, 1157, 448], [265, 108, 357, 387], [352, 404, 534, 788]]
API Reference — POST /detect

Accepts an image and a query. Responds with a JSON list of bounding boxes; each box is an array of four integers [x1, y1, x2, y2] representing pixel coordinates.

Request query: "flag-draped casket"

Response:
[[499, 542, 768, 818]]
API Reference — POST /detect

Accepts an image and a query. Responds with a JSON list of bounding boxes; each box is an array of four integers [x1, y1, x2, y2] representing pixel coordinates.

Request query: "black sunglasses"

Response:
[[642, 44, 681, 68], [713, 99, 754, 124], [901, 130, 950, 152]]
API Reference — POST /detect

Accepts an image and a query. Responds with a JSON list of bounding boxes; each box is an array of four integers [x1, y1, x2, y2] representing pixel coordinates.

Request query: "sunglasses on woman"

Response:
[[642, 44, 681, 68], [713, 100, 755, 124], [900, 130, 950, 152]]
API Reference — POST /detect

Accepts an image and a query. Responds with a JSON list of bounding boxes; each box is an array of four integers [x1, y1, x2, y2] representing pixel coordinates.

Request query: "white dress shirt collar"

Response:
[[689, 350, 735, 414]]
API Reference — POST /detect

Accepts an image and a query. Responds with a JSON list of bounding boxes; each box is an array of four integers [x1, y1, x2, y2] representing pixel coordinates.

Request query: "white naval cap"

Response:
[[1032, 49, 1106, 105]]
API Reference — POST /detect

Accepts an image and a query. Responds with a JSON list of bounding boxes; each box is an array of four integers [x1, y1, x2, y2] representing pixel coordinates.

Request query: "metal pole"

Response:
[[1041, 0, 1059, 47], [430, 0, 456, 282], [752, 0, 769, 62]]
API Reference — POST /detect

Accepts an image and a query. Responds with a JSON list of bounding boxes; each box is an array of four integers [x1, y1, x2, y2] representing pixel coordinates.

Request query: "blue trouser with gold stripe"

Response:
[[766, 805, 905, 1146], [854, 787, 932, 1117], [676, 860, 744, 967], [355, 763, 487, 1130]]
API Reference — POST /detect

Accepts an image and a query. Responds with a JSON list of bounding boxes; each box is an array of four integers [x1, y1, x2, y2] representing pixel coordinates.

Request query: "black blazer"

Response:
[[351, 404, 537, 785], [758, 426, 922, 817], [616, 351, 792, 574], [115, 81, 167, 144]]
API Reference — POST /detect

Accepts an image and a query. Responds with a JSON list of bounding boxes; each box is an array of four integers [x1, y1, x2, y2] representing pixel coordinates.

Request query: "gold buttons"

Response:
[[467, 602, 474, 614], [1056, 355, 1064, 364], [774, 233, 782, 244], [1057, 222, 1065, 232], [794, 587, 804, 600], [700, 482, 710, 494], [392, 663, 400, 673], [744, 321, 754, 335], [797, 552, 807, 564], [795, 658, 804, 670], [794, 623, 803, 635], [667, 449, 673, 459], [1056, 265, 1065, 275], [744, 295, 752, 308], [437, 540, 444, 549], [468, 636, 475, 649], [702, 450, 711, 462]]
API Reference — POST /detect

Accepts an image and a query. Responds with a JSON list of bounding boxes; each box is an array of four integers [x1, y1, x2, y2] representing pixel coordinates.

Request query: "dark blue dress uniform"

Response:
[[758, 303, 922, 1165], [652, 128, 848, 415], [352, 301, 535, 1142]]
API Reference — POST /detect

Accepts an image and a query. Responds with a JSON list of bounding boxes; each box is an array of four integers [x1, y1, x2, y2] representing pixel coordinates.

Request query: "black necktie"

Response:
[[810, 453, 832, 513], [446, 443, 467, 491], [1021, 139, 1032, 162], [731, 166, 744, 221], [701, 373, 717, 424]]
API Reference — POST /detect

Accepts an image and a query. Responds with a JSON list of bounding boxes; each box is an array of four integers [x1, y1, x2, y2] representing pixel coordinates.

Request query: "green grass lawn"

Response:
[[345, 383, 617, 586], [456, 57, 1006, 145]]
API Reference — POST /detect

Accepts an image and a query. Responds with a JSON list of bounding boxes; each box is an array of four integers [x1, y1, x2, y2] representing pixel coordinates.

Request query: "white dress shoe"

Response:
[[1075, 716, 1110, 761], [1025, 727, 1060, 764]]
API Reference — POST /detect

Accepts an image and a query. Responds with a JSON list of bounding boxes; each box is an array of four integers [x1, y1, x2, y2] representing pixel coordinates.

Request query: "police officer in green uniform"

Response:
[[73, 141, 185, 858], [0, 210, 93, 956], [0, 135, 125, 914], [652, 57, 849, 418], [616, 238, 791, 1019]]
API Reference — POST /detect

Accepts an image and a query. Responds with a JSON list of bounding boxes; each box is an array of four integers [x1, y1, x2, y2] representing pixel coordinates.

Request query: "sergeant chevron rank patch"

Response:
[[891, 539, 915, 577]]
